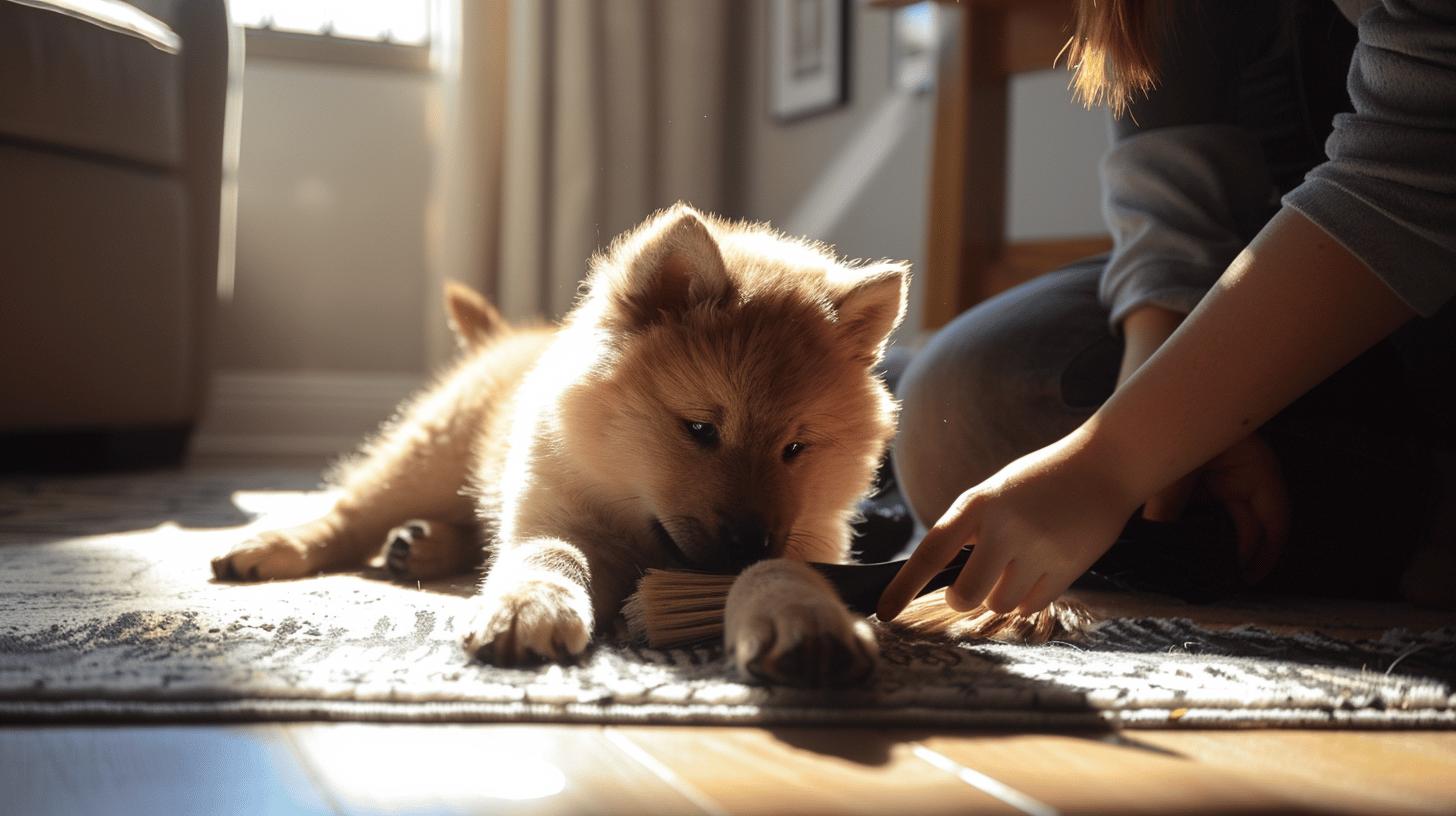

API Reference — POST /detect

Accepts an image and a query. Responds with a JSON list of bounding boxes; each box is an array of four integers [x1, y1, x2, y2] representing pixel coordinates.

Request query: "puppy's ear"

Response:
[[444, 280, 505, 349], [833, 263, 909, 366], [612, 206, 733, 328]]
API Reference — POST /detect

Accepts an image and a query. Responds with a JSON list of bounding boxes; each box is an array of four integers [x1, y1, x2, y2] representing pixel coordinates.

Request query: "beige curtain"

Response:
[[429, 0, 730, 362]]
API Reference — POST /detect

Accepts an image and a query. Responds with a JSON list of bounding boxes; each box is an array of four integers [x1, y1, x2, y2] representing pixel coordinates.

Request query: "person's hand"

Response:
[[1147, 434, 1288, 584], [877, 432, 1142, 620]]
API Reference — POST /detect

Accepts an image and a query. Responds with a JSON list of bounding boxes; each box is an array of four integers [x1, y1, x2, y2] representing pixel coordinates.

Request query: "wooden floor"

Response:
[[4, 722, 1455, 815]]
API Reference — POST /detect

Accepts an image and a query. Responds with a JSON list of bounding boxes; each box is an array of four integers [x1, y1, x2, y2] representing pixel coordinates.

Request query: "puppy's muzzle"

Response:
[[719, 514, 772, 568]]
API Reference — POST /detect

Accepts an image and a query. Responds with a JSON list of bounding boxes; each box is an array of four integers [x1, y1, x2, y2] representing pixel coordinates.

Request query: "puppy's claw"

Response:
[[460, 580, 592, 666], [731, 604, 878, 688], [211, 529, 321, 582], [210, 557, 236, 581]]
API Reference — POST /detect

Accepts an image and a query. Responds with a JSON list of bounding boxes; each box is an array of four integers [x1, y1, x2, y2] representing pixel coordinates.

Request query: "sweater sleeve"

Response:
[[1094, 1, 1286, 331], [1099, 125, 1278, 328], [1281, 0, 1456, 316]]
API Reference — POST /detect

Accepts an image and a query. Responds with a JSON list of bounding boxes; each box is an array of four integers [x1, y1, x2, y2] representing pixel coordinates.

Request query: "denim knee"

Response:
[[892, 263, 1116, 527]]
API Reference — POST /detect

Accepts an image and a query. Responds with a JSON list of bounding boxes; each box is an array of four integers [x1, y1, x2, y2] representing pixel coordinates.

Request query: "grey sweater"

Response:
[[1100, 0, 1456, 327]]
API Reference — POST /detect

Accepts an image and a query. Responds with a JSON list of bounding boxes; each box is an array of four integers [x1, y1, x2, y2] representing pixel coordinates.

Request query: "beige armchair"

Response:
[[0, 0, 239, 470]]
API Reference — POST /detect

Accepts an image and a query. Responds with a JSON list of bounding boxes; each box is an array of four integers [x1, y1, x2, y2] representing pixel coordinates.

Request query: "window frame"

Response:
[[239, 20, 433, 74]]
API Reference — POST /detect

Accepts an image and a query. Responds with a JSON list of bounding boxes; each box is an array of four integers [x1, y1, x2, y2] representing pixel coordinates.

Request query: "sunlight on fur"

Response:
[[211, 203, 919, 685]]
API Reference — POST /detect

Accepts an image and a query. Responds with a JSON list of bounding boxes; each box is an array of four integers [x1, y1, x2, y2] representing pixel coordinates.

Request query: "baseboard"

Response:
[[192, 369, 423, 459]]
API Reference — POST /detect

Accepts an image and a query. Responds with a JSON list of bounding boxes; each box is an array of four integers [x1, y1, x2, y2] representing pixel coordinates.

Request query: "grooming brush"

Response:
[[622, 515, 1239, 649], [623, 549, 971, 649]]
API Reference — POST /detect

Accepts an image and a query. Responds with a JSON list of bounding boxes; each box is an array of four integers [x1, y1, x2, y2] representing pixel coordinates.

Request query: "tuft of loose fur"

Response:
[[885, 590, 1098, 645]]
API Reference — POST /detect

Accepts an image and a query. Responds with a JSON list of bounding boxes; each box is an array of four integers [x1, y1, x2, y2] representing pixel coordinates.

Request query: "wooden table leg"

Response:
[[923, 3, 1007, 329]]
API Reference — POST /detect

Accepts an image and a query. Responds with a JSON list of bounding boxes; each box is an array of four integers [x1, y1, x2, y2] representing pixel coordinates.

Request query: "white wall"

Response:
[[197, 57, 437, 457], [728, 0, 935, 333], [1007, 69, 1110, 241], [215, 59, 435, 375], [727, 4, 1110, 338]]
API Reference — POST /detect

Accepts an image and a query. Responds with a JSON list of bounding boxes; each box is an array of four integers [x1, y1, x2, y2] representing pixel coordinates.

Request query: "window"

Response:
[[230, 0, 436, 71]]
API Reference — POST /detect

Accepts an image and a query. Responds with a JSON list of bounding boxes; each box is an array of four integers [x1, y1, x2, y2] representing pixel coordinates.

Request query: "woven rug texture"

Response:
[[1, 470, 1452, 728]]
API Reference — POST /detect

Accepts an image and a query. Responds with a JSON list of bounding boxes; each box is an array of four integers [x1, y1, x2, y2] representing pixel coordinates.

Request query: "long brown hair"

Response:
[[1063, 0, 1168, 117]]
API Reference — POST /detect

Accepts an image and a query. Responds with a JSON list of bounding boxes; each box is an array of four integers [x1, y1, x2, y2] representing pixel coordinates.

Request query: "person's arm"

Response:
[[1092, 2, 1293, 557], [1119, 301, 1292, 584], [878, 208, 1415, 619], [1117, 307, 1183, 384], [1092, 207, 1412, 510], [1117, 306, 1199, 519]]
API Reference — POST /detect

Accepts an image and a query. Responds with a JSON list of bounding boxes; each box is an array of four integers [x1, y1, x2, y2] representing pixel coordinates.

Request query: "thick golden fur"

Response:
[[212, 204, 907, 684]]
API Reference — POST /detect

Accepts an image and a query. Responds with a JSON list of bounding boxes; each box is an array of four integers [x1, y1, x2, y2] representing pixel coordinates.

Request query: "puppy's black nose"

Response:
[[719, 514, 771, 566]]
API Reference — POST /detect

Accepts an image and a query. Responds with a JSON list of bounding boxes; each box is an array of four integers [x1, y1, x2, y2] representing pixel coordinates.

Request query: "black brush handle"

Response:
[[808, 549, 970, 614], [807, 514, 1238, 614]]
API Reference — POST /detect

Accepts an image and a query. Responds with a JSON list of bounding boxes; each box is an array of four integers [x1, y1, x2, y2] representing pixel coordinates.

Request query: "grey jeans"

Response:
[[894, 259, 1119, 527], [892, 261, 1454, 597]]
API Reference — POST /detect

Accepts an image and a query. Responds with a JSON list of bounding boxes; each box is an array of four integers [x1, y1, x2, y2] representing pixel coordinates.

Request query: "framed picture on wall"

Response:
[[768, 0, 848, 121]]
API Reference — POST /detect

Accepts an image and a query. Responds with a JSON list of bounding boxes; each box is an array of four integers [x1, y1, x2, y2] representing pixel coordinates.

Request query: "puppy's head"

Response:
[[561, 204, 908, 569]]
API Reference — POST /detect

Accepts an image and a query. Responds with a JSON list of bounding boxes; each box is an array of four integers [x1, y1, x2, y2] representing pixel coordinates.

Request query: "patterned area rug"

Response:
[[1, 469, 1453, 728]]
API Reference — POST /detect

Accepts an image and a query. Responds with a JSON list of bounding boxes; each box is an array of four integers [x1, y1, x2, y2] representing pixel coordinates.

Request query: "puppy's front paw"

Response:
[[212, 529, 321, 581], [727, 599, 878, 688], [461, 579, 593, 665]]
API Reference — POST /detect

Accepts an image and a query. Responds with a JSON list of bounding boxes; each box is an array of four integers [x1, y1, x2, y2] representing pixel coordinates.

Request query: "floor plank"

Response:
[[919, 730, 1456, 815], [608, 725, 1021, 816], [1136, 730, 1456, 815], [919, 732, 1286, 815], [0, 725, 335, 816], [285, 723, 706, 816]]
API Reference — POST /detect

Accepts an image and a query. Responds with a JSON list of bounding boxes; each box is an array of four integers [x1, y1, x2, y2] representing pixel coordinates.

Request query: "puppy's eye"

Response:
[[782, 441, 806, 462], [684, 420, 719, 447]]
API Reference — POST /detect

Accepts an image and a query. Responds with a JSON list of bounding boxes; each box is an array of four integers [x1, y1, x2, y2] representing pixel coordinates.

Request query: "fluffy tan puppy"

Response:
[[212, 204, 907, 686]]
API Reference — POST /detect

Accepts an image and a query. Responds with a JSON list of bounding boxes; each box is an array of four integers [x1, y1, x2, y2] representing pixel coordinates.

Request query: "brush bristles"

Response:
[[623, 569, 1098, 650], [623, 569, 737, 649]]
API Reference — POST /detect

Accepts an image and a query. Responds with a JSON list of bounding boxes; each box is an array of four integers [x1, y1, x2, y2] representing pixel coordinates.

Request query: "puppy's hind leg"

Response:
[[373, 519, 485, 581], [213, 360, 488, 582]]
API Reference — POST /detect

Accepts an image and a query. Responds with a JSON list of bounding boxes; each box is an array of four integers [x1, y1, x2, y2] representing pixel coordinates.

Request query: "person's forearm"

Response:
[[1076, 208, 1415, 505], [1118, 306, 1184, 385]]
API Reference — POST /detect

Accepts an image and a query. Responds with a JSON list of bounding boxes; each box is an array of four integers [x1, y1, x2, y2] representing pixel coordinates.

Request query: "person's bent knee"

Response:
[[893, 265, 1110, 527]]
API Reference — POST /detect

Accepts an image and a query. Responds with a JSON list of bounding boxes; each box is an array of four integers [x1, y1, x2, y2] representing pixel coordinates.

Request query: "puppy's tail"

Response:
[[444, 280, 508, 349]]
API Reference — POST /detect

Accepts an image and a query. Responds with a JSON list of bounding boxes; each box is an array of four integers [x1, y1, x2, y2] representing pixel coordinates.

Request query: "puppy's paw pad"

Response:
[[381, 521, 431, 578], [372, 520, 479, 581], [461, 581, 592, 666]]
